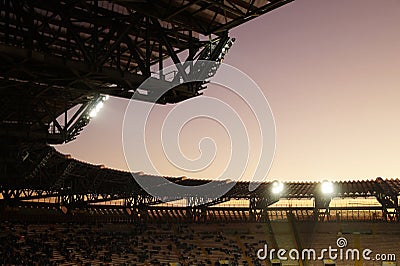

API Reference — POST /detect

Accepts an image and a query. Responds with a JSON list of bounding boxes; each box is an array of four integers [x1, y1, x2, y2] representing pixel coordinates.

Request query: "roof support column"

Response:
[[314, 197, 332, 222]]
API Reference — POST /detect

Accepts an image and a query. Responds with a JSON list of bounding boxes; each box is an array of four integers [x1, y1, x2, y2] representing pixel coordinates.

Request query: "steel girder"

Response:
[[2, 147, 400, 222], [0, 0, 296, 183], [0, 0, 245, 145]]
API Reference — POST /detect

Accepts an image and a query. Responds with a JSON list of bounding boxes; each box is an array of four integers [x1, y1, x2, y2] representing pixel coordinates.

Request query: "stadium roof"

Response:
[[0, 0, 294, 145], [2, 146, 399, 203]]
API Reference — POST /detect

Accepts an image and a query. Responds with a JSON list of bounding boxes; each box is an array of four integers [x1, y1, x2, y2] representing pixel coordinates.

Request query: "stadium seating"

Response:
[[0, 221, 399, 265]]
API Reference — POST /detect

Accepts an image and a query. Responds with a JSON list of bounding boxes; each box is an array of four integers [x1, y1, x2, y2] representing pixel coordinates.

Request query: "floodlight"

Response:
[[87, 96, 107, 119], [271, 180, 284, 195], [95, 101, 104, 111], [137, 89, 148, 95], [321, 180, 334, 195], [89, 109, 97, 118]]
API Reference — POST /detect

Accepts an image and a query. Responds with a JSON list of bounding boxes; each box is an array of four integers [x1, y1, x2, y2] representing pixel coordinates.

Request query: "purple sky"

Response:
[[57, 0, 400, 182]]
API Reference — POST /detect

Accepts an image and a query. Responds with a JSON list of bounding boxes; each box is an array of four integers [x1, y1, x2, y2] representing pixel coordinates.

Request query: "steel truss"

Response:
[[0, 147, 399, 222], [0, 0, 295, 201], [1, 0, 284, 145]]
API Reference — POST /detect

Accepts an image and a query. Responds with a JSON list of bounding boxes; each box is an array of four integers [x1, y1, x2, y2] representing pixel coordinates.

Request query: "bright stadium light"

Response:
[[271, 180, 284, 195], [321, 180, 334, 195], [89, 109, 97, 118], [95, 101, 104, 111], [88, 96, 107, 119]]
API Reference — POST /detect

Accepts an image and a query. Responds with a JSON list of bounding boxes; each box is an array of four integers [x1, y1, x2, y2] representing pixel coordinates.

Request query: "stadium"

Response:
[[0, 0, 399, 265]]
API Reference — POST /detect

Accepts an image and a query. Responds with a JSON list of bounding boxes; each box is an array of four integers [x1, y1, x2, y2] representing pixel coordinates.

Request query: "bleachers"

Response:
[[0, 222, 275, 266], [0, 221, 399, 265]]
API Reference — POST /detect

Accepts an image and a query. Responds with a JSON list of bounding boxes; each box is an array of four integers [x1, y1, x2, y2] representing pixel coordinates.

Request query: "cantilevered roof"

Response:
[[2, 146, 399, 205], [114, 0, 294, 35]]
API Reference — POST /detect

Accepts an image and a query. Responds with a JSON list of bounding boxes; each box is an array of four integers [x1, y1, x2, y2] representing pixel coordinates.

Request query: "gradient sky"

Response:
[[57, 0, 400, 182]]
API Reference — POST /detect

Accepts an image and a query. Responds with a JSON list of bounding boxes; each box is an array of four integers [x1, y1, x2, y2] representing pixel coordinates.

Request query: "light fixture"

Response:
[[136, 89, 148, 95], [321, 180, 334, 195], [95, 101, 104, 111], [271, 180, 284, 195], [217, 37, 236, 62], [87, 96, 107, 119], [89, 109, 97, 118]]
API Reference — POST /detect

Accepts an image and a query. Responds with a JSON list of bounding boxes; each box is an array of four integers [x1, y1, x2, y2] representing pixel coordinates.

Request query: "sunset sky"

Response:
[[57, 0, 400, 182]]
